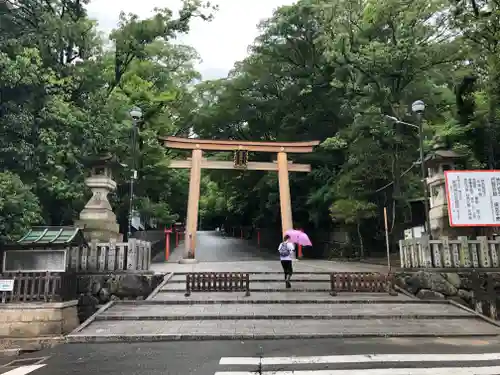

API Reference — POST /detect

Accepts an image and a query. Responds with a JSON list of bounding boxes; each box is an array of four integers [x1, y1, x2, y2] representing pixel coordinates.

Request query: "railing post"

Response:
[[185, 274, 191, 297], [486, 273, 497, 319], [441, 236, 452, 268], [458, 236, 472, 267], [478, 236, 492, 268], [245, 273, 250, 296], [329, 273, 337, 296], [386, 274, 398, 296]]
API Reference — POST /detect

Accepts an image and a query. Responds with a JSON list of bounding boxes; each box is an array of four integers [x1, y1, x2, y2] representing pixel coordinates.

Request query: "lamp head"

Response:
[[411, 100, 425, 113], [129, 107, 143, 120]]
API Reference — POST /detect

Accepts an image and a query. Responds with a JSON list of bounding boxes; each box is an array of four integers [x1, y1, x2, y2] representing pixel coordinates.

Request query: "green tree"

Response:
[[0, 172, 41, 244]]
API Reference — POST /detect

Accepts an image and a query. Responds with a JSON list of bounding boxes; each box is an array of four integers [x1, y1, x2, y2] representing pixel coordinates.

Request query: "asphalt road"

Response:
[[164, 230, 277, 262], [3, 337, 500, 375]]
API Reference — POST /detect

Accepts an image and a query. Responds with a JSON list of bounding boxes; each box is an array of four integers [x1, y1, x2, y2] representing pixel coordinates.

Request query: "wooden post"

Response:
[[277, 151, 293, 235], [183, 148, 202, 261], [297, 228, 303, 258], [165, 228, 172, 261], [383, 207, 390, 272]]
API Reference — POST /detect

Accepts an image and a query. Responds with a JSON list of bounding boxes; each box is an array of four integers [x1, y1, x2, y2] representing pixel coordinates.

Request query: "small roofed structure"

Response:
[[15, 226, 87, 248], [2, 226, 88, 273]]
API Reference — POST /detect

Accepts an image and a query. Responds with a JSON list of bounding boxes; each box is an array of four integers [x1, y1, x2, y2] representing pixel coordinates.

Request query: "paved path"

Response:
[[159, 230, 276, 263], [152, 231, 389, 274], [5, 337, 500, 375]]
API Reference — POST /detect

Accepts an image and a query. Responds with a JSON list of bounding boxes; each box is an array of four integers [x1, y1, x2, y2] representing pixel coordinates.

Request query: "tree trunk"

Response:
[[356, 221, 364, 258]]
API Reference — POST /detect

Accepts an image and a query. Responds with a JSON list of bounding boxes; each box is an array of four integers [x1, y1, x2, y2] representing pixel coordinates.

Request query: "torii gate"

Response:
[[160, 136, 320, 263]]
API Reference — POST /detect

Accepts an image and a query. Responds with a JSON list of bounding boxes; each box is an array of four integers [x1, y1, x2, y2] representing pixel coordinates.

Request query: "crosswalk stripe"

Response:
[[219, 353, 500, 366], [2, 365, 46, 375], [214, 366, 500, 375]]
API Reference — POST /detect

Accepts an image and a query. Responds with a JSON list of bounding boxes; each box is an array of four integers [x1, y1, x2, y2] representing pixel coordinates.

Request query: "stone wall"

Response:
[[0, 301, 79, 337], [77, 273, 163, 322], [395, 271, 498, 318]]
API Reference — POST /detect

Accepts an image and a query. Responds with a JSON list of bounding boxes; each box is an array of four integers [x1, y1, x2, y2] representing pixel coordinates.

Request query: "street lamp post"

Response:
[[128, 106, 142, 239], [411, 100, 431, 236], [384, 100, 431, 237]]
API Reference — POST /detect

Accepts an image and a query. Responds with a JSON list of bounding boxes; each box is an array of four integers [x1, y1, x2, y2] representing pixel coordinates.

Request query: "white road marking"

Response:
[[214, 366, 500, 375], [2, 365, 46, 375], [219, 353, 500, 366]]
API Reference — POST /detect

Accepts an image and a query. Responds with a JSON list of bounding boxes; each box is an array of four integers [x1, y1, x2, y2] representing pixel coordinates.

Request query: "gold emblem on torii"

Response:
[[233, 150, 248, 168]]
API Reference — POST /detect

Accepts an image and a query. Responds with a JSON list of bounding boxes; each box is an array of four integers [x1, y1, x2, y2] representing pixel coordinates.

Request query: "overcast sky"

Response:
[[86, 0, 296, 80]]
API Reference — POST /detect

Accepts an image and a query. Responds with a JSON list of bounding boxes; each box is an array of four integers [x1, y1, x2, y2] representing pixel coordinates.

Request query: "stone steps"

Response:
[[163, 281, 333, 292], [167, 278, 330, 282], [68, 269, 500, 343], [151, 291, 411, 302], [96, 301, 472, 321], [67, 317, 500, 342]]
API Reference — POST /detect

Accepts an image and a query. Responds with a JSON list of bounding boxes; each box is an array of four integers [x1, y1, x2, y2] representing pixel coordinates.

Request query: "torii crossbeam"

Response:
[[160, 136, 320, 263]]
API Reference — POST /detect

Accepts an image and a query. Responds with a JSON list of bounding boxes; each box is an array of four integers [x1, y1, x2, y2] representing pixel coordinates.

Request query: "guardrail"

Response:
[[184, 272, 250, 297], [0, 271, 77, 303], [329, 272, 397, 296]]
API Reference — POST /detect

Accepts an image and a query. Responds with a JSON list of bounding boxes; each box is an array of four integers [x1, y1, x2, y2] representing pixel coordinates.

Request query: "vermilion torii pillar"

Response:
[[160, 136, 319, 263]]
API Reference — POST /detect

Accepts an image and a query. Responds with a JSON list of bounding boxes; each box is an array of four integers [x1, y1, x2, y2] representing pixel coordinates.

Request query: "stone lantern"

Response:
[[424, 137, 470, 238], [76, 154, 122, 242]]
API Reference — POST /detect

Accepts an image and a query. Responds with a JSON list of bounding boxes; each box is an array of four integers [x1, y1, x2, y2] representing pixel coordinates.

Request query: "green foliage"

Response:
[[0, 172, 41, 244], [193, 0, 500, 255], [2, 0, 500, 257], [0, 0, 212, 236], [330, 199, 377, 225]]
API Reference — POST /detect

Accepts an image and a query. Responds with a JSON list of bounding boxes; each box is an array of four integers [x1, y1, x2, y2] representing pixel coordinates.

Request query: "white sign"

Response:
[[0, 279, 14, 292], [445, 170, 500, 226]]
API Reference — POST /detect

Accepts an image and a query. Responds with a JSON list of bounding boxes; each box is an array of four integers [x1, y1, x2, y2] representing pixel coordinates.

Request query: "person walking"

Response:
[[278, 234, 295, 288]]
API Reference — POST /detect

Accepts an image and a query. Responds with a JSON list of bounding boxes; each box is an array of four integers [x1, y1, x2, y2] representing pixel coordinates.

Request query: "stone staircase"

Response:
[[66, 271, 500, 342]]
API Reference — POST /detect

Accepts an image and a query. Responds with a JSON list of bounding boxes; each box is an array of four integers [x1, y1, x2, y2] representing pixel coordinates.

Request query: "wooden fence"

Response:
[[0, 271, 77, 303], [68, 239, 151, 272], [329, 272, 397, 296], [184, 272, 250, 297], [399, 236, 500, 269]]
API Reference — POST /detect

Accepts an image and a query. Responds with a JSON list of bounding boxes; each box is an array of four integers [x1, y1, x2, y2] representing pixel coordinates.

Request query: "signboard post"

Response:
[[0, 279, 14, 303], [445, 170, 500, 227]]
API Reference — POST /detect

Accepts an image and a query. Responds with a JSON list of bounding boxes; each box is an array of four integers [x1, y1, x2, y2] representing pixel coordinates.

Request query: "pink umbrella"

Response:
[[285, 229, 312, 246]]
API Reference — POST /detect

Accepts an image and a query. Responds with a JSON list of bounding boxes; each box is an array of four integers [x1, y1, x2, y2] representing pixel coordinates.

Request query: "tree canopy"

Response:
[[1, 0, 499, 256]]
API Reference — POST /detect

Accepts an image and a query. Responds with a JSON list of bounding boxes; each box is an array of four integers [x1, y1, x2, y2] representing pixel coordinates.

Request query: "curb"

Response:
[[95, 314, 475, 321], [146, 273, 174, 300], [0, 349, 20, 358], [0, 337, 64, 354], [111, 299, 450, 305], [65, 332, 500, 343], [69, 301, 115, 335]]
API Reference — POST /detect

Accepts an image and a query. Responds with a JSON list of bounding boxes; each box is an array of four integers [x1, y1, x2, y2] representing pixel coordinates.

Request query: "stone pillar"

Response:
[[180, 148, 202, 264], [277, 151, 293, 235], [76, 159, 121, 242]]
